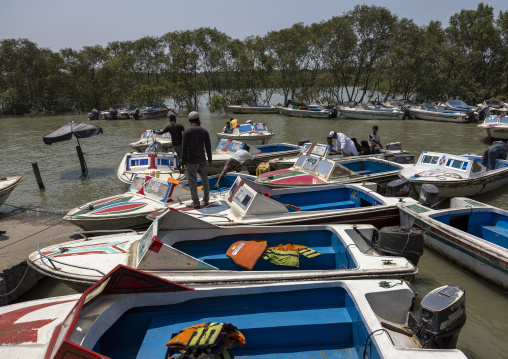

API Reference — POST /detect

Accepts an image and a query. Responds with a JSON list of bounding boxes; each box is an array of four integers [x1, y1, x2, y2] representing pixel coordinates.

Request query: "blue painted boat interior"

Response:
[[270, 187, 380, 212], [432, 210, 508, 249], [193, 175, 247, 193], [173, 230, 356, 271], [92, 287, 379, 359], [254, 144, 299, 153], [341, 160, 400, 175]]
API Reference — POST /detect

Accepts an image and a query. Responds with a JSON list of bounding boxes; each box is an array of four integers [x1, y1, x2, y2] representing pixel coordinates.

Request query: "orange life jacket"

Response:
[[226, 240, 267, 270]]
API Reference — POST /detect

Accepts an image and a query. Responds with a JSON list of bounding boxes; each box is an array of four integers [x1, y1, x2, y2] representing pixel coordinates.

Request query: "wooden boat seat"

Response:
[[482, 223, 508, 248], [199, 246, 337, 271], [298, 200, 356, 212], [139, 307, 353, 358]]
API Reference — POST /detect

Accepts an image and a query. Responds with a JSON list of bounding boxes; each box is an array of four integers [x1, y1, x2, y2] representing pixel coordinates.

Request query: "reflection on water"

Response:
[[1, 112, 507, 358]]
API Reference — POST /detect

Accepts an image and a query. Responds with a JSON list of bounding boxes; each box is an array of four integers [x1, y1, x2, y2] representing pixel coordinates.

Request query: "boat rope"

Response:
[[0, 265, 30, 297], [0, 218, 67, 251], [0, 202, 66, 215], [378, 279, 404, 288], [362, 328, 394, 358]]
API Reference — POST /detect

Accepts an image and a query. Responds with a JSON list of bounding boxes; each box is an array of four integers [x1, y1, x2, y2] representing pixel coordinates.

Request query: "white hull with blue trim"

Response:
[[399, 197, 508, 290], [399, 151, 508, 197]]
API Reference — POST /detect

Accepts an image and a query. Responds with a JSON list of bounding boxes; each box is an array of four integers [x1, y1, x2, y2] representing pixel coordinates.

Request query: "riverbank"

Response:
[[0, 207, 82, 305]]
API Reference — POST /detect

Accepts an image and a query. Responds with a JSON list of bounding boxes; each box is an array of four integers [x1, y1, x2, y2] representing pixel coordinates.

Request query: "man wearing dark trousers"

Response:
[[181, 111, 212, 208]]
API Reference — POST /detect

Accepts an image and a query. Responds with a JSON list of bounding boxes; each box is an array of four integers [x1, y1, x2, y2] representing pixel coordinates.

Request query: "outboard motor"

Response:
[[465, 107, 476, 122], [402, 105, 413, 120], [418, 184, 439, 208], [330, 108, 338, 118], [408, 285, 466, 349], [477, 105, 490, 123], [374, 226, 424, 266], [386, 178, 410, 197], [145, 140, 162, 153], [298, 139, 310, 147]]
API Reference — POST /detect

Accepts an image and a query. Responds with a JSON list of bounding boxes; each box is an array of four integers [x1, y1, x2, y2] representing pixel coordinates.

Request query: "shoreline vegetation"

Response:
[[1, 3, 507, 116]]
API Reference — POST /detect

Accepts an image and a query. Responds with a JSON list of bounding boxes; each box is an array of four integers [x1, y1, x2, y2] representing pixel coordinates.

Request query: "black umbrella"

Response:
[[43, 121, 103, 173], [43, 121, 103, 145]]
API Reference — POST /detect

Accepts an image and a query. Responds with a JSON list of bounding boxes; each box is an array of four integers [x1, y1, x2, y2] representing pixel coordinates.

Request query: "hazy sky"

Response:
[[1, 0, 506, 51]]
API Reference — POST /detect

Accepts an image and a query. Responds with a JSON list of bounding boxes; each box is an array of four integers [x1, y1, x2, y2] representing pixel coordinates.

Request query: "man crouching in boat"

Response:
[[213, 145, 255, 188], [328, 131, 358, 156], [481, 140, 508, 170]]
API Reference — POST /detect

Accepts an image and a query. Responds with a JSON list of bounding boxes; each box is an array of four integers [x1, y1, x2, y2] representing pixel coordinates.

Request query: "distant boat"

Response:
[[0, 265, 469, 359], [477, 115, 508, 140], [0, 176, 23, 208], [410, 103, 468, 123], [129, 129, 173, 152], [400, 197, 508, 290], [278, 106, 337, 119], [139, 104, 170, 119], [217, 122, 274, 144], [338, 103, 403, 120], [227, 104, 279, 114], [28, 209, 418, 287], [399, 151, 508, 197]]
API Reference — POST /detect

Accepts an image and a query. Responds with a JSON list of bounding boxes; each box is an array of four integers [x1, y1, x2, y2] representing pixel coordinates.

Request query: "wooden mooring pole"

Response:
[[31, 162, 45, 189], [76, 145, 88, 173]]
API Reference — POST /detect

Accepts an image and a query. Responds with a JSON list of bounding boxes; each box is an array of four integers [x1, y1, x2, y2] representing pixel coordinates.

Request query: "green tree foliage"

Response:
[[1, 3, 507, 115]]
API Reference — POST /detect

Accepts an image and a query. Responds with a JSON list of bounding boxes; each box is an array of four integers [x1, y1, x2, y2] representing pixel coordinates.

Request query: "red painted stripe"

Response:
[[92, 203, 146, 214], [271, 174, 326, 185]]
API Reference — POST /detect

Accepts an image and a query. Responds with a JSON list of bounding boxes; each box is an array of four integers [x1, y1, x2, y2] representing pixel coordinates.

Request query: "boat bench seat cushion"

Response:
[[482, 225, 508, 248], [299, 200, 356, 211], [139, 307, 353, 358]]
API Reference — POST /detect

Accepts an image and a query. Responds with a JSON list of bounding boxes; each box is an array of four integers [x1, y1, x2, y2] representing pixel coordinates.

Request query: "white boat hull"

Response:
[[411, 109, 467, 123]]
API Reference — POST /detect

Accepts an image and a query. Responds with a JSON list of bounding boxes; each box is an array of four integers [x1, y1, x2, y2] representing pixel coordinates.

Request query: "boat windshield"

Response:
[[302, 156, 319, 171], [295, 154, 307, 168], [141, 131, 155, 139], [238, 124, 253, 133], [329, 164, 353, 178], [228, 141, 243, 152], [315, 160, 334, 176], [445, 159, 468, 171], [485, 116, 499, 123], [500, 117, 508, 124], [421, 155, 440, 164], [253, 123, 267, 131], [145, 179, 169, 198], [130, 176, 145, 192], [215, 139, 229, 151], [447, 100, 468, 108]]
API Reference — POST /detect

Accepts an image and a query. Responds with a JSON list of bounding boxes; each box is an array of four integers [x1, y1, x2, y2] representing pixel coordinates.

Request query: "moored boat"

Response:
[[257, 143, 408, 188], [129, 129, 173, 152], [410, 103, 468, 123], [117, 152, 181, 184], [399, 196, 508, 290], [338, 103, 403, 120], [217, 122, 274, 144], [0, 265, 469, 359], [152, 177, 417, 228], [477, 115, 508, 140], [227, 104, 279, 114], [399, 151, 508, 197], [139, 104, 170, 119], [0, 176, 23, 207], [279, 106, 337, 119], [28, 209, 418, 287], [64, 174, 179, 230]]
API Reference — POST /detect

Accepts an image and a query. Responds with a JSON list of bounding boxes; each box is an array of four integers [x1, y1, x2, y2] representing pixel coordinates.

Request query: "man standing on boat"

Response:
[[481, 140, 508, 170], [181, 111, 212, 208], [153, 115, 185, 171], [328, 131, 358, 156]]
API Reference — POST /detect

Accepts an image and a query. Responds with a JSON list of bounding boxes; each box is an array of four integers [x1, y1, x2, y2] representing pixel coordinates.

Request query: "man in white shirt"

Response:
[[212, 145, 255, 188], [329, 131, 358, 156]]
